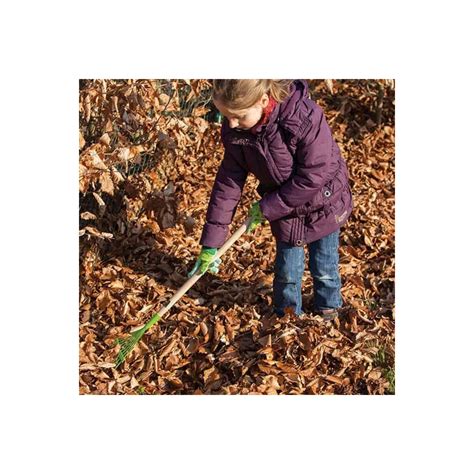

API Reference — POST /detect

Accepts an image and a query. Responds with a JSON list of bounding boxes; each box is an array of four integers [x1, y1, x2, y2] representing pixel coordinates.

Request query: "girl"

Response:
[[189, 80, 353, 320]]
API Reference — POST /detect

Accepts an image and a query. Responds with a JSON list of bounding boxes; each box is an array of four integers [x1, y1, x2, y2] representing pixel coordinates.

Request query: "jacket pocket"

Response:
[[288, 159, 346, 217], [296, 189, 324, 215], [286, 190, 322, 218]]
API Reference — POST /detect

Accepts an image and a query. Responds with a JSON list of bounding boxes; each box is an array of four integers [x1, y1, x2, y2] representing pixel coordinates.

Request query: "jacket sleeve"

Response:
[[199, 145, 248, 248], [259, 102, 339, 222]]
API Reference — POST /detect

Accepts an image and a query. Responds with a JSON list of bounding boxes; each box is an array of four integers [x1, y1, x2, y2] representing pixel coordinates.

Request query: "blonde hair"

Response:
[[212, 79, 293, 111]]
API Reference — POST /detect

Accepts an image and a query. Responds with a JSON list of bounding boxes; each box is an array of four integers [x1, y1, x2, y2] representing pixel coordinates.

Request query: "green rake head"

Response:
[[115, 328, 145, 367], [114, 311, 163, 367]]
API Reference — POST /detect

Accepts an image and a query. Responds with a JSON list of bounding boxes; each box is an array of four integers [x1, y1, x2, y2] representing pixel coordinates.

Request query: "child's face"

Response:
[[214, 93, 269, 131]]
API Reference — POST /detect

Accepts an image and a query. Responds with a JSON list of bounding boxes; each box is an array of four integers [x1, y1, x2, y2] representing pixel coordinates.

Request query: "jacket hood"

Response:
[[278, 79, 309, 121], [273, 79, 310, 134], [222, 80, 310, 140]]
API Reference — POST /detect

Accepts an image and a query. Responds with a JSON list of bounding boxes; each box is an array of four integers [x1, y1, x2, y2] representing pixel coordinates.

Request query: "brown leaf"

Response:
[[79, 131, 86, 149], [80, 212, 96, 220], [96, 290, 112, 311], [368, 369, 382, 380], [183, 216, 196, 234], [160, 211, 175, 229], [324, 375, 344, 385], [99, 133, 111, 146], [89, 149, 108, 171], [199, 321, 208, 337], [99, 171, 114, 195]]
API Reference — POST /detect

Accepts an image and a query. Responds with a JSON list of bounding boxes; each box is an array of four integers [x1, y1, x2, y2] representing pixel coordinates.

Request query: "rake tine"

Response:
[[115, 333, 143, 367]]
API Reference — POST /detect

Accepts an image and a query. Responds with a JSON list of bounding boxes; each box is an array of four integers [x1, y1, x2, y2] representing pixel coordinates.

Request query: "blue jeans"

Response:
[[273, 229, 342, 316]]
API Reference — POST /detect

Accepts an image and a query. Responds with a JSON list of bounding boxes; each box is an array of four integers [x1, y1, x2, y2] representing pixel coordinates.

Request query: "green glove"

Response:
[[188, 246, 222, 277], [246, 201, 265, 234]]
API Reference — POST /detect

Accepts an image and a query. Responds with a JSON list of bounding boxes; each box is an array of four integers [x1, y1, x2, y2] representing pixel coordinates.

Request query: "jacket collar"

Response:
[[249, 96, 278, 135]]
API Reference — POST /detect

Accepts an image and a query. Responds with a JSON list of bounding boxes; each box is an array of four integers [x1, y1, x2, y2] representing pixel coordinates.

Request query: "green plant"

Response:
[[373, 345, 395, 394], [365, 298, 379, 310], [384, 368, 395, 394]]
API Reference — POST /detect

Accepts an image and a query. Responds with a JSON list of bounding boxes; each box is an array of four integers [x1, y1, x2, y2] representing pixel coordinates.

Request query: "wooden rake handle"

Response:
[[155, 216, 253, 319]]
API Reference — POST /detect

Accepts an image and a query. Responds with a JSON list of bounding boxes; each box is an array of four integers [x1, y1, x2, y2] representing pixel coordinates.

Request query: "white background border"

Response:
[[2, 1, 473, 472]]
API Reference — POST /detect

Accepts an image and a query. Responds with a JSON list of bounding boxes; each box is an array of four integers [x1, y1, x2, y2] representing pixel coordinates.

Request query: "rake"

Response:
[[115, 216, 254, 367]]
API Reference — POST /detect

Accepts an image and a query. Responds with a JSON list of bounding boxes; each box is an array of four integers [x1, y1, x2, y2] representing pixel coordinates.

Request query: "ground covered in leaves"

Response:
[[79, 79, 395, 395]]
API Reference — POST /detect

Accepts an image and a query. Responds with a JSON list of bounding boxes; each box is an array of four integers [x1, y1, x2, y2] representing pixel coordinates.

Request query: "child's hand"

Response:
[[246, 201, 265, 234], [188, 247, 221, 277]]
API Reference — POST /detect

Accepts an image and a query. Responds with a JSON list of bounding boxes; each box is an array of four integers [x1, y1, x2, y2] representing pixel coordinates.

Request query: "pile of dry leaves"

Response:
[[79, 79, 395, 395]]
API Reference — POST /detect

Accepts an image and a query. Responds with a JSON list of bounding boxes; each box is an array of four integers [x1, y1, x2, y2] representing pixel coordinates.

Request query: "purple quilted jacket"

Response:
[[199, 80, 353, 248]]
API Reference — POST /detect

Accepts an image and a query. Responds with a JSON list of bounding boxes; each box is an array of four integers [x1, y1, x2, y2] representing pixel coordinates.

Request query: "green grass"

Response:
[[365, 298, 379, 311], [383, 368, 396, 394], [373, 345, 395, 394]]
